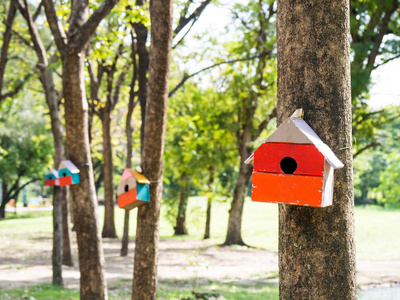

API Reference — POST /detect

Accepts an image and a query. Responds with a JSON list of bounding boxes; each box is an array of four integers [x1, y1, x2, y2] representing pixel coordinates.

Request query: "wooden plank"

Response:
[[59, 176, 72, 186], [118, 187, 137, 209], [45, 179, 56, 186], [253, 142, 325, 176], [252, 172, 324, 207]]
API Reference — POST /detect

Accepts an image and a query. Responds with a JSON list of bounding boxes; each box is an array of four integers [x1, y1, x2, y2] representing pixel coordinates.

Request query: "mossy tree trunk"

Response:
[[277, 1, 357, 299]]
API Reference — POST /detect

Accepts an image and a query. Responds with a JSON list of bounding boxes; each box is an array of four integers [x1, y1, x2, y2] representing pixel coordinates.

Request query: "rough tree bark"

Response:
[[43, 0, 119, 298], [131, 0, 173, 298], [277, 1, 357, 299]]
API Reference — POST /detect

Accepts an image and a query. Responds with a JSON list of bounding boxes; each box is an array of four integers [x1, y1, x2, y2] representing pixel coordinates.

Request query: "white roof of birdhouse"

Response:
[[245, 116, 344, 169], [58, 160, 80, 174], [48, 169, 59, 177]]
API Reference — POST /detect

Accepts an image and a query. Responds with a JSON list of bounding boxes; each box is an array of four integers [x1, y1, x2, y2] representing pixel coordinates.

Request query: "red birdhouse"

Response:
[[245, 109, 344, 207]]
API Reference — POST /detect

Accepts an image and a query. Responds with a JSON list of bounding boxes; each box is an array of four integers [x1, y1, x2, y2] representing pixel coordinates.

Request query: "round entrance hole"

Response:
[[62, 172, 67, 177], [280, 157, 297, 174], [125, 184, 129, 192]]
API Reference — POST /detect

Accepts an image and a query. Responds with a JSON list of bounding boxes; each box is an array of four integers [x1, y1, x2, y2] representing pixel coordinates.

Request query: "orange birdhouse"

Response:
[[117, 168, 150, 210], [245, 109, 344, 207]]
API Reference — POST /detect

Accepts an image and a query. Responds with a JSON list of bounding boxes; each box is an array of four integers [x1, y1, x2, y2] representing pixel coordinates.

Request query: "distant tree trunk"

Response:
[[131, 0, 173, 298], [0, 181, 8, 219], [174, 174, 190, 235], [121, 48, 137, 256], [132, 0, 149, 150], [61, 186, 74, 266], [52, 186, 63, 286], [223, 161, 252, 245], [204, 169, 214, 240], [277, 1, 357, 299], [101, 111, 118, 238]]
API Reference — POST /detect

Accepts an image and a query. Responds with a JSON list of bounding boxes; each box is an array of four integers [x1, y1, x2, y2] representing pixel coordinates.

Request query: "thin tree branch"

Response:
[[32, 0, 43, 21], [9, 178, 40, 200], [112, 64, 129, 110], [0, 0, 17, 105], [256, 108, 276, 138], [0, 72, 34, 101], [169, 55, 260, 97], [173, 0, 211, 37], [373, 54, 400, 70], [74, 0, 120, 52], [42, 0, 67, 55], [353, 142, 381, 159], [11, 29, 34, 49]]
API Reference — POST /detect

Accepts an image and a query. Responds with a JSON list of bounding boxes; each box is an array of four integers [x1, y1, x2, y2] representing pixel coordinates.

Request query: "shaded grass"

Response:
[[0, 279, 279, 300]]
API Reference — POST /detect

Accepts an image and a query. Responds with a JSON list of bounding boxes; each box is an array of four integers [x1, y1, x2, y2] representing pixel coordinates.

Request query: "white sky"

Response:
[[369, 59, 400, 109]]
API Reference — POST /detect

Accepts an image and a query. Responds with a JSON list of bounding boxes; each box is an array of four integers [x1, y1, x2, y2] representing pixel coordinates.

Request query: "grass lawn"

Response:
[[1, 199, 399, 299], [2, 199, 400, 259]]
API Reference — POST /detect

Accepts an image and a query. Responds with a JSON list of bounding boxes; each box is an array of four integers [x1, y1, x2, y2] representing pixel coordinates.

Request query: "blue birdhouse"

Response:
[[58, 160, 80, 186], [45, 169, 59, 186]]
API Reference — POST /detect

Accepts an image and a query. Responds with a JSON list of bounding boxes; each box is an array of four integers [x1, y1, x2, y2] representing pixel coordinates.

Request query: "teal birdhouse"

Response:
[[45, 169, 59, 186], [58, 160, 80, 186]]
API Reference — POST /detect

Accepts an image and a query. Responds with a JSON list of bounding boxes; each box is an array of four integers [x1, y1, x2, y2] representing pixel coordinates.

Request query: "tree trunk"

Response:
[[63, 51, 108, 300], [0, 0, 16, 104], [204, 170, 214, 240], [131, 0, 173, 298], [174, 175, 190, 235], [17, 0, 75, 273], [62, 186, 74, 266], [277, 1, 357, 299], [0, 181, 8, 219], [52, 185, 63, 286], [121, 67, 136, 257], [101, 111, 118, 238], [204, 198, 211, 239], [223, 162, 252, 245]]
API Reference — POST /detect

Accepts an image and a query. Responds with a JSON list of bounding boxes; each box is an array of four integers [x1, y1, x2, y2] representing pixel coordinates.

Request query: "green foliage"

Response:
[[0, 96, 54, 186]]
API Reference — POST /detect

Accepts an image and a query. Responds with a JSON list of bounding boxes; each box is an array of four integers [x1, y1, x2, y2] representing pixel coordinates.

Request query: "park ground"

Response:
[[0, 198, 399, 299]]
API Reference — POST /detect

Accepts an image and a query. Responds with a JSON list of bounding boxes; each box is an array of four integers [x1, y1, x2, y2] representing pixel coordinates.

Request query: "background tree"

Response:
[[164, 83, 237, 236], [0, 97, 53, 218], [16, 0, 74, 283], [221, 0, 277, 245], [350, 0, 400, 156], [277, 1, 357, 298], [42, 0, 120, 298]]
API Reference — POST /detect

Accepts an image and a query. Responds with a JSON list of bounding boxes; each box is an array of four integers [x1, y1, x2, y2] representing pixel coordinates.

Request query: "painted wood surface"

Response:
[[59, 176, 73, 187], [252, 172, 324, 207], [253, 142, 325, 176], [118, 187, 148, 210], [45, 179, 56, 186]]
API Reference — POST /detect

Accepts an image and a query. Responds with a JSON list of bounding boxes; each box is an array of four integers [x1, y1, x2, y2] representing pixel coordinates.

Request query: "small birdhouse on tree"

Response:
[[117, 167, 150, 210], [245, 109, 344, 207], [58, 160, 80, 186], [45, 169, 59, 186]]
